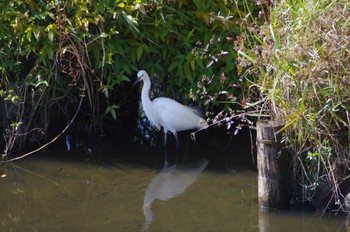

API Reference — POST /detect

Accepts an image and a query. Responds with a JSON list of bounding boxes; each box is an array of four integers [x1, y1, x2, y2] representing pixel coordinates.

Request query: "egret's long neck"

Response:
[[141, 75, 152, 107]]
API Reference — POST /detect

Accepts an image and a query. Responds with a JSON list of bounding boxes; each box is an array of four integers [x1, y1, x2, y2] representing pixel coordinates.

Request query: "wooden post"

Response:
[[257, 120, 288, 209]]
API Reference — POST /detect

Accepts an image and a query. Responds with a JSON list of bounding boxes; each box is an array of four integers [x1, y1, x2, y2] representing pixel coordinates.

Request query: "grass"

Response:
[[237, 0, 350, 212]]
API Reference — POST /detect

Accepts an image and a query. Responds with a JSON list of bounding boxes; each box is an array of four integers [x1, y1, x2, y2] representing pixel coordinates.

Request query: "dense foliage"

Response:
[[0, 0, 258, 157]]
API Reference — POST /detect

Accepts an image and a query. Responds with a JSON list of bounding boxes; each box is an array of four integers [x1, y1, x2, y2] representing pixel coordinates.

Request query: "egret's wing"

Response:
[[188, 103, 206, 118], [153, 97, 205, 132]]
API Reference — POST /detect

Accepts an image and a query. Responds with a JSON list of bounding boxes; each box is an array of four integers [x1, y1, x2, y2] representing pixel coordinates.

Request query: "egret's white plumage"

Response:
[[135, 70, 208, 147]]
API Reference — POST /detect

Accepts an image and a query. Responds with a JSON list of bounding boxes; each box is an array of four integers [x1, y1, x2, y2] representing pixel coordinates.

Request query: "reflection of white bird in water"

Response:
[[141, 159, 209, 231], [134, 70, 208, 148]]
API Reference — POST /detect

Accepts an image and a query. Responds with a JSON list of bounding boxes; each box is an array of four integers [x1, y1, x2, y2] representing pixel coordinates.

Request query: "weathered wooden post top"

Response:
[[257, 120, 288, 209]]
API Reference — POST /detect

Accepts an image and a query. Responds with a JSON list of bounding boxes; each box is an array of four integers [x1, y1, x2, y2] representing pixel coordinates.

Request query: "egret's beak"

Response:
[[133, 73, 144, 88], [132, 76, 142, 88]]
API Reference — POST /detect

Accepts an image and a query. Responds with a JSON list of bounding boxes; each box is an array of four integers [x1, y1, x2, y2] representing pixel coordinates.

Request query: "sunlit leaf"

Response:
[[190, 60, 195, 70], [100, 32, 108, 38], [206, 60, 214, 68], [237, 51, 255, 63], [122, 11, 140, 34], [117, 2, 125, 8], [34, 80, 49, 88]]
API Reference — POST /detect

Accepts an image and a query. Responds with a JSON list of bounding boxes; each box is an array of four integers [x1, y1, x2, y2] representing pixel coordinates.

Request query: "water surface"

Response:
[[0, 148, 347, 232]]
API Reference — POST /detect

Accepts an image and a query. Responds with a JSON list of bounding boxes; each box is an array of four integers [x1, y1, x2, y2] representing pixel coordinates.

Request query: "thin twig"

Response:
[[2, 96, 84, 163]]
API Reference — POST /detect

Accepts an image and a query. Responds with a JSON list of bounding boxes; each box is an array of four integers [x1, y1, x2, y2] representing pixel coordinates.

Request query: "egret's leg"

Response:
[[174, 132, 180, 149], [163, 130, 170, 169], [163, 149, 169, 170], [163, 129, 168, 147]]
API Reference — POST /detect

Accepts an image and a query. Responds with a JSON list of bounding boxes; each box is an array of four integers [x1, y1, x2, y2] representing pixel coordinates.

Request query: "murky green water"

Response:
[[0, 148, 347, 232]]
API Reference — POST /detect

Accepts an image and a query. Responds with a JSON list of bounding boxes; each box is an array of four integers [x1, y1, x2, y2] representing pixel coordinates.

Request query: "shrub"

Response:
[[237, 0, 350, 211]]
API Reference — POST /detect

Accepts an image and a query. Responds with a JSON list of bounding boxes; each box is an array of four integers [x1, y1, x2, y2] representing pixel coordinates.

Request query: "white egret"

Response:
[[135, 70, 208, 148]]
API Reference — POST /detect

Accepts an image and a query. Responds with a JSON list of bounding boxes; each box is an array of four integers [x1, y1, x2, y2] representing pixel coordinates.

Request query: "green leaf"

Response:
[[184, 65, 192, 82], [110, 109, 117, 120], [117, 74, 130, 84], [117, 2, 125, 8], [237, 50, 255, 63], [168, 60, 179, 72], [106, 105, 117, 120], [34, 80, 49, 88], [122, 11, 140, 34], [111, 104, 120, 110], [190, 59, 195, 71], [137, 46, 143, 61], [103, 88, 109, 98], [10, 121, 22, 128]]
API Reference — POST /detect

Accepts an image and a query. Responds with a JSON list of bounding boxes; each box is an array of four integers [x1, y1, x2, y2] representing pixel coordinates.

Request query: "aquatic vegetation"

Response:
[[237, 0, 350, 212]]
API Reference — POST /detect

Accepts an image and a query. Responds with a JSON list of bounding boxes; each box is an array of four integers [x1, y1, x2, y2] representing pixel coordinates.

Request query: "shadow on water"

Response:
[[0, 133, 348, 231]]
